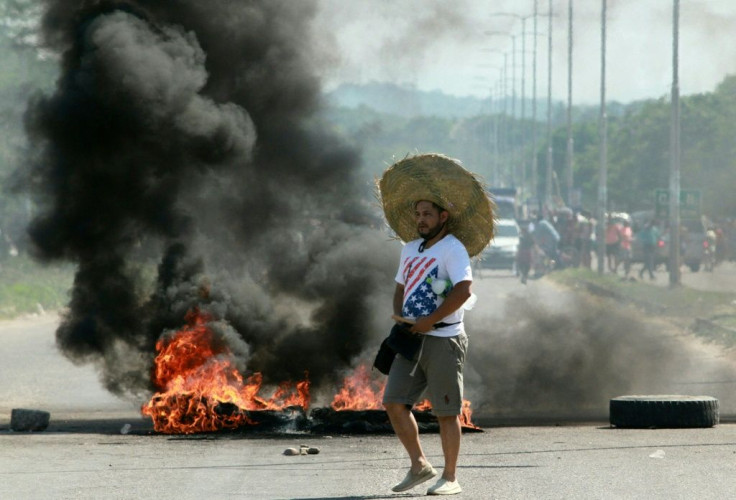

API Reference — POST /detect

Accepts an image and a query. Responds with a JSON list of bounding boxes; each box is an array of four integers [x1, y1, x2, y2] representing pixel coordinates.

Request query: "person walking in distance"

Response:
[[516, 225, 535, 284], [577, 210, 594, 269], [637, 220, 659, 280], [619, 219, 633, 278], [605, 214, 622, 273], [377, 154, 494, 496]]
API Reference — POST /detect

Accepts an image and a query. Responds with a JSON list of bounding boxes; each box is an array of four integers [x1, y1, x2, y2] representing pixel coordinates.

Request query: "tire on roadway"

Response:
[[609, 395, 719, 428]]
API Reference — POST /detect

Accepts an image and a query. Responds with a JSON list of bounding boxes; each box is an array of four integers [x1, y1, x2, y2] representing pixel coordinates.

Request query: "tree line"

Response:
[[326, 77, 736, 221]]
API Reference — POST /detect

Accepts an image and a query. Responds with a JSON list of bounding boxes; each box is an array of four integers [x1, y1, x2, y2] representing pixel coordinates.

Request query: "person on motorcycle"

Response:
[[532, 214, 560, 269]]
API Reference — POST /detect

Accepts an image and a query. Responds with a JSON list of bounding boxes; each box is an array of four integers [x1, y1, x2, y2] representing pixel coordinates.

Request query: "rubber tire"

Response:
[[610, 395, 719, 429]]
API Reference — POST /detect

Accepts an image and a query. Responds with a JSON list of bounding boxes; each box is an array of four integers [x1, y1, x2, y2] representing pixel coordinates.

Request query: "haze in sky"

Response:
[[316, 0, 736, 104]]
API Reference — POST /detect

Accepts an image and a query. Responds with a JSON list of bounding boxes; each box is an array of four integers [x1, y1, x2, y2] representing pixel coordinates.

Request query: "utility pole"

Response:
[[511, 34, 518, 187], [597, 0, 608, 274], [545, 0, 554, 211], [566, 0, 575, 207], [532, 0, 539, 211], [520, 18, 528, 202], [669, 0, 681, 286], [494, 80, 501, 185], [502, 52, 509, 184], [488, 13, 535, 199]]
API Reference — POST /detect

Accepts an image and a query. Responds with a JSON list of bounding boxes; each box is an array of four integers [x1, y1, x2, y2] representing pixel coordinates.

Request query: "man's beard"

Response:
[[418, 223, 444, 241]]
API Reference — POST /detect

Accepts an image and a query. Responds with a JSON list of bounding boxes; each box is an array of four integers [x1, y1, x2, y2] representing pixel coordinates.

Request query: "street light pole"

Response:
[[486, 30, 518, 187], [597, 0, 608, 274], [494, 80, 502, 185], [520, 18, 527, 201], [510, 33, 518, 187], [489, 12, 536, 204], [532, 0, 539, 210], [545, 0, 554, 211], [566, 0, 575, 207], [481, 48, 504, 185], [669, 0, 681, 286]]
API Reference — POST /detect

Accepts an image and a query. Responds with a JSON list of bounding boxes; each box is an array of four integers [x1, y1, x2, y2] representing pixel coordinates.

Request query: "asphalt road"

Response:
[[2, 269, 736, 499], [2, 402, 736, 499]]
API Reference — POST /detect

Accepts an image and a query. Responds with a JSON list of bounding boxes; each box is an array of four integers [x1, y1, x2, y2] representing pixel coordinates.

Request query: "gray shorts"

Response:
[[382, 332, 468, 417]]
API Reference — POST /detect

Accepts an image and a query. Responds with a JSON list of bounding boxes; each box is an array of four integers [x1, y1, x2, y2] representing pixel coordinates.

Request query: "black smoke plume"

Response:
[[21, 0, 396, 399], [465, 287, 736, 418]]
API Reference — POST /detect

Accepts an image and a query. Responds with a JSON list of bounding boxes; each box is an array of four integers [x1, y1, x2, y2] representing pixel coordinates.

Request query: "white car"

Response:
[[478, 219, 520, 271]]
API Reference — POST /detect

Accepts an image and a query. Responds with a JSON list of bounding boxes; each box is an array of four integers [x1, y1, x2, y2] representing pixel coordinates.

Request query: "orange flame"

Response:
[[330, 364, 480, 430], [331, 364, 385, 410], [416, 398, 480, 430], [141, 309, 310, 434]]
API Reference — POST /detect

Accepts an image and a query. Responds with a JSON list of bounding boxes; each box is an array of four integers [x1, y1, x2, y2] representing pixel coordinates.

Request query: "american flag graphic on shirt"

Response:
[[401, 256, 441, 319]]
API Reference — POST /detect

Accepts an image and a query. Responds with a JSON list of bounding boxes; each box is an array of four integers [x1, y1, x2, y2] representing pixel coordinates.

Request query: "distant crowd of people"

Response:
[[514, 207, 736, 284]]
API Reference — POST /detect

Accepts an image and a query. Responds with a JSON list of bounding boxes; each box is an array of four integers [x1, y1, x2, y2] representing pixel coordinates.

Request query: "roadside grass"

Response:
[[547, 267, 736, 347], [0, 255, 74, 319]]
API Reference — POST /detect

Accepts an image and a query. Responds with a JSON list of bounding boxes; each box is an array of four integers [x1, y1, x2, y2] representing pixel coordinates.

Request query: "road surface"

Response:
[[2, 268, 736, 499]]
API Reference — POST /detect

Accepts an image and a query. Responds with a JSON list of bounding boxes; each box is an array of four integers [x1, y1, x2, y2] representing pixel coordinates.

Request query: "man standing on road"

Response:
[[378, 154, 494, 496], [637, 220, 659, 280], [619, 219, 633, 277], [605, 214, 622, 273]]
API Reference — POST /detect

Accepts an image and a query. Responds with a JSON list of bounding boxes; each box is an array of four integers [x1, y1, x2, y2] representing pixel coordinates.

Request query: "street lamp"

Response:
[[526, 1, 555, 213], [476, 60, 504, 185], [545, 0, 554, 211], [488, 12, 534, 200], [669, 0, 681, 286], [504, 2, 555, 211], [485, 30, 526, 188], [484, 32, 514, 185], [566, 0, 575, 208], [597, 0, 608, 274]]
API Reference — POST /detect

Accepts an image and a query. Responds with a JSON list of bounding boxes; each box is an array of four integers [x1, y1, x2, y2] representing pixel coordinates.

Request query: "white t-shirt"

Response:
[[394, 234, 472, 338]]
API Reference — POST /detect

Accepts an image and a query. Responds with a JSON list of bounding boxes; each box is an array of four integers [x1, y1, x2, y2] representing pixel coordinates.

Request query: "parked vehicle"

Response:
[[488, 188, 521, 221], [661, 218, 708, 272], [477, 219, 520, 271]]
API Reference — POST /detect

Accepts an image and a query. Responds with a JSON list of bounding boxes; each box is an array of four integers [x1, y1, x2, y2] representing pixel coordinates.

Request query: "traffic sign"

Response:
[[654, 189, 701, 219]]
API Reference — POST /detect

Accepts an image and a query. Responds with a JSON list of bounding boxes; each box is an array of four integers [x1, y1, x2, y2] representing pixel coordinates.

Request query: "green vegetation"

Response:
[[0, 255, 74, 319], [547, 268, 736, 346]]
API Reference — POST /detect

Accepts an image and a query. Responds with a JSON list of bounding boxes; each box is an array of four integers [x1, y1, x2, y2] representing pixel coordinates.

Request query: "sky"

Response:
[[315, 0, 736, 104]]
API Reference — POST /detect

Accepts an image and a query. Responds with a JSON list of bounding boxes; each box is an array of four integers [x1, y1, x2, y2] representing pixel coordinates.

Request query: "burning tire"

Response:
[[609, 395, 719, 429]]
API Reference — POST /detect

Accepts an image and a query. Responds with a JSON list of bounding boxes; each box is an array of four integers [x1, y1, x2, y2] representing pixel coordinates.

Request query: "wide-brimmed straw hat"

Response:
[[378, 154, 495, 257]]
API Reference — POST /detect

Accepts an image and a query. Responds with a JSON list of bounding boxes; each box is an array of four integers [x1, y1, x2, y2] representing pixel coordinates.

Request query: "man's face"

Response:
[[414, 200, 448, 239]]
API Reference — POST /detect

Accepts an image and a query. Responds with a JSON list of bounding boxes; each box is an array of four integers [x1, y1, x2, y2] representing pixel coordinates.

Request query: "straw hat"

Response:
[[378, 154, 495, 257]]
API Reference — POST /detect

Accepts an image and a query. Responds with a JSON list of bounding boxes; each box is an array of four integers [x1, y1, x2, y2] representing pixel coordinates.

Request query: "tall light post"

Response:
[[566, 0, 575, 207], [520, 18, 528, 199], [533, 0, 540, 209], [669, 0, 681, 286], [493, 78, 503, 185], [489, 11, 538, 206], [545, 0, 554, 211], [510, 33, 519, 187], [485, 31, 514, 185], [530, 2, 555, 212], [597, 0, 608, 274], [480, 48, 505, 185]]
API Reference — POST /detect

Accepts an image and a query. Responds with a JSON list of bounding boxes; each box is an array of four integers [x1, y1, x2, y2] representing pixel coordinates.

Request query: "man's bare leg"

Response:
[[437, 415, 461, 481], [385, 402, 430, 472]]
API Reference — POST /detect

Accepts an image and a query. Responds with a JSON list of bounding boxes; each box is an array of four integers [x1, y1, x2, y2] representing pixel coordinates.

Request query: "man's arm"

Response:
[[411, 280, 472, 334]]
